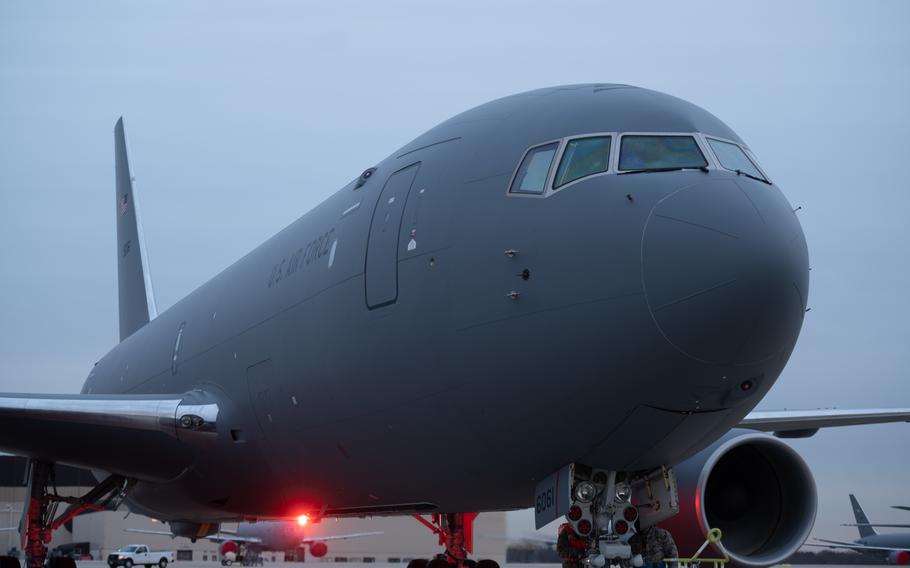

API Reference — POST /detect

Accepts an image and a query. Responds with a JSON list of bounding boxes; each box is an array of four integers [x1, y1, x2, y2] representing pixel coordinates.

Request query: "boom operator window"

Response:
[[510, 142, 559, 194], [618, 135, 707, 171], [707, 138, 767, 180], [553, 136, 612, 188]]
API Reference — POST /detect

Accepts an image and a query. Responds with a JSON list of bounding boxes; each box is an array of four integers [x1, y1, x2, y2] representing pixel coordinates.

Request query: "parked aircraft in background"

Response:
[[1, 84, 909, 568], [127, 517, 381, 564], [809, 495, 910, 565]]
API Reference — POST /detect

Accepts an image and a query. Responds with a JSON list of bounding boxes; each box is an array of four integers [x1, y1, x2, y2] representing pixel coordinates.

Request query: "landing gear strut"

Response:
[[554, 465, 679, 567], [20, 460, 132, 568], [410, 513, 499, 568]]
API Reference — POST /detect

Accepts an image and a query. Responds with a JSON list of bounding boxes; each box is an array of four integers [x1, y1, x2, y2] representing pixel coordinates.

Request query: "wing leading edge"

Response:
[[806, 539, 909, 553], [0, 391, 219, 481], [739, 408, 910, 438], [300, 531, 385, 544]]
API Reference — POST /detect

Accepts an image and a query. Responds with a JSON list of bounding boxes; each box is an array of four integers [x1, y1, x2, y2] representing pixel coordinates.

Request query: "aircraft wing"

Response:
[[806, 539, 909, 553], [739, 408, 910, 437], [124, 528, 263, 544], [124, 528, 179, 538], [204, 533, 263, 544], [0, 392, 219, 482], [895, 506, 910, 512], [843, 523, 910, 529], [300, 531, 384, 544]]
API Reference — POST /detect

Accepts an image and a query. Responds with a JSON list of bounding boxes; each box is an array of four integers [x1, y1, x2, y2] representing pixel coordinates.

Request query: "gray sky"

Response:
[[1, 0, 908, 546]]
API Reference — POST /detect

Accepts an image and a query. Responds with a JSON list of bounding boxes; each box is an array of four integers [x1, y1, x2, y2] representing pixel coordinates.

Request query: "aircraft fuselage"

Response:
[[82, 84, 809, 522]]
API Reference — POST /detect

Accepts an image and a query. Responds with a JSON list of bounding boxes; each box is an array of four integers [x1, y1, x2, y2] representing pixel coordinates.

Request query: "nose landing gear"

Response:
[[547, 465, 680, 568], [409, 513, 499, 568]]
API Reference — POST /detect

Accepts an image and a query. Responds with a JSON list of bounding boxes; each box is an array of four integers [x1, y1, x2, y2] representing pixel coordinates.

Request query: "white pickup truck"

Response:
[[107, 544, 175, 568]]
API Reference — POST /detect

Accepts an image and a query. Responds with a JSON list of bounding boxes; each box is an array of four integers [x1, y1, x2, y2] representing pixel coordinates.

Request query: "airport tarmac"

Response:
[[63, 563, 883, 568]]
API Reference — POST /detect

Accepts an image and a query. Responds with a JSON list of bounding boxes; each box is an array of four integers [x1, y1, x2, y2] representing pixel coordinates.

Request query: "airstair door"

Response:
[[365, 163, 420, 308]]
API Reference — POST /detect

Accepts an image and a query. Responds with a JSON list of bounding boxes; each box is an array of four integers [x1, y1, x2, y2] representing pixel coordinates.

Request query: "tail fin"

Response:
[[850, 494, 877, 538], [114, 118, 158, 341]]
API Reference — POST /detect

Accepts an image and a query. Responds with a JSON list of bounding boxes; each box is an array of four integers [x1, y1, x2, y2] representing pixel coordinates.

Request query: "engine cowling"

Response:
[[660, 430, 817, 567], [889, 550, 910, 565], [309, 542, 328, 558], [168, 521, 221, 540]]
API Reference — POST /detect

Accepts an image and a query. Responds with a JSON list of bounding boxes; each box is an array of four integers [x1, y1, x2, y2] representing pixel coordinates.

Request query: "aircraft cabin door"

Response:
[[365, 162, 420, 309]]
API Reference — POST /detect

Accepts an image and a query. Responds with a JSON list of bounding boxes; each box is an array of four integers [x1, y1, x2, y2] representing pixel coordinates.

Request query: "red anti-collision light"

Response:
[[576, 519, 592, 535], [567, 506, 583, 522], [614, 520, 629, 535], [623, 507, 638, 522]]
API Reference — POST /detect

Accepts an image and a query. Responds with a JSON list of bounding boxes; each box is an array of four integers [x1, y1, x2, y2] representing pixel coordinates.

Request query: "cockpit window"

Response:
[[619, 135, 707, 171], [707, 138, 766, 180], [510, 142, 559, 194], [554, 136, 612, 188]]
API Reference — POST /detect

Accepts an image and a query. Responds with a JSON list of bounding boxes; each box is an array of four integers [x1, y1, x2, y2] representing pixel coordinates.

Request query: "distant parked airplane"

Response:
[[809, 495, 910, 565], [127, 517, 381, 564]]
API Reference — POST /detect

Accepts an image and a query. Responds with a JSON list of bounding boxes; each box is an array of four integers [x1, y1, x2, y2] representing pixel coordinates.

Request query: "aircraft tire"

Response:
[[405, 560, 428, 568], [476, 559, 499, 568], [0, 556, 19, 568]]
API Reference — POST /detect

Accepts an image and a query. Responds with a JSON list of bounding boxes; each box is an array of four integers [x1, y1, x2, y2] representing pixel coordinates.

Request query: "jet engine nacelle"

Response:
[[889, 550, 910, 565], [309, 542, 328, 558], [660, 430, 817, 567], [168, 521, 221, 541]]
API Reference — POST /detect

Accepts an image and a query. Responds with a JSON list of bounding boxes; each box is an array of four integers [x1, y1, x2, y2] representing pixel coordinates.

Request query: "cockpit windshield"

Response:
[[554, 136, 611, 188], [619, 135, 707, 171], [510, 142, 558, 194], [707, 138, 766, 181]]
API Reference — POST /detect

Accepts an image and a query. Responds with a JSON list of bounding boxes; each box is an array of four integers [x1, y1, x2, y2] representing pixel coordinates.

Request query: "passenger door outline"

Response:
[[364, 162, 421, 309]]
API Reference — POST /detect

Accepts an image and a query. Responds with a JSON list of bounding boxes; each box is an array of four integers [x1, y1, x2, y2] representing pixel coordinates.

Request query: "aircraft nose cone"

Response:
[[642, 179, 808, 366]]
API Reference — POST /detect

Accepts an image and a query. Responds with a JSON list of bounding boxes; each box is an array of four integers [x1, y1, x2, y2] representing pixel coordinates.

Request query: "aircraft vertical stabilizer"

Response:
[[850, 494, 877, 538], [114, 117, 158, 341]]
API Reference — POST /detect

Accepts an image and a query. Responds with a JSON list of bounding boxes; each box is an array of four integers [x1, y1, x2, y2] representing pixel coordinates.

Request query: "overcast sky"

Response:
[[1, 0, 908, 546]]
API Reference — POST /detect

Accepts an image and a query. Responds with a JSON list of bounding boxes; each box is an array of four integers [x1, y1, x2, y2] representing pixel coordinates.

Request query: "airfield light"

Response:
[[297, 514, 309, 527], [614, 520, 629, 535], [623, 506, 638, 523], [576, 519, 592, 535], [574, 481, 597, 503], [567, 505, 583, 522]]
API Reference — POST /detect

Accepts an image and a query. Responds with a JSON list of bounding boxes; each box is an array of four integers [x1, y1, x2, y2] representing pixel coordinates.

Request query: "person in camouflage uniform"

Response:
[[629, 525, 678, 568], [556, 522, 588, 568]]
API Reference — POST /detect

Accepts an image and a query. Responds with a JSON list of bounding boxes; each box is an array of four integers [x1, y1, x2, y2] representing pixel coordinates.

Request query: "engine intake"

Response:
[[661, 431, 817, 567]]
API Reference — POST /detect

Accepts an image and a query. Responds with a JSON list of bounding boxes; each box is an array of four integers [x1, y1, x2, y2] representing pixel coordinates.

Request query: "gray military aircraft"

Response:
[[127, 518, 382, 563], [1, 84, 909, 568], [809, 495, 910, 564]]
